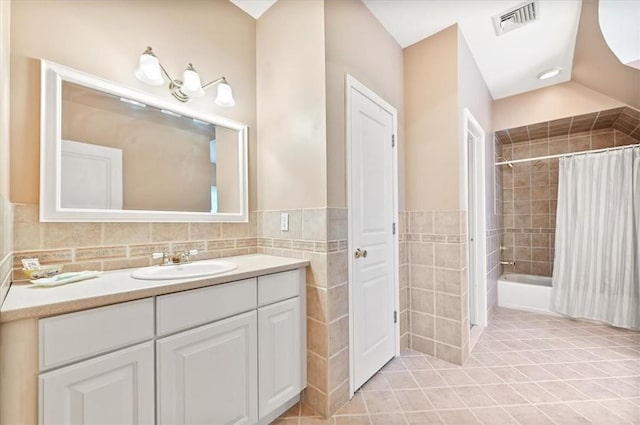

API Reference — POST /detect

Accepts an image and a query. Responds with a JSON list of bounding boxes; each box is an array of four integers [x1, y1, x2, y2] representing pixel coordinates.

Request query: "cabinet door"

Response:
[[258, 297, 301, 419], [157, 310, 258, 425], [39, 341, 154, 425]]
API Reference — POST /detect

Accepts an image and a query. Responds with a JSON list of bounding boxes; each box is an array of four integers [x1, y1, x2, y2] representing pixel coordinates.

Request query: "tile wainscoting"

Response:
[[406, 210, 470, 365], [257, 208, 350, 417]]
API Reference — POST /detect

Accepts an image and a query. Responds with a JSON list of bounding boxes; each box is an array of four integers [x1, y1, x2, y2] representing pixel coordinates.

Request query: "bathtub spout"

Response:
[[501, 261, 516, 266]]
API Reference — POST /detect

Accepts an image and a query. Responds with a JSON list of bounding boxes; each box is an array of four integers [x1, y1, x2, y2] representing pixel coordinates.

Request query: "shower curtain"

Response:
[[552, 147, 639, 330]]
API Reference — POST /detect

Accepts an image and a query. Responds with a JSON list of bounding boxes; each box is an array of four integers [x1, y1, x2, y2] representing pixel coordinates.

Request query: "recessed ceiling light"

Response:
[[537, 68, 562, 80]]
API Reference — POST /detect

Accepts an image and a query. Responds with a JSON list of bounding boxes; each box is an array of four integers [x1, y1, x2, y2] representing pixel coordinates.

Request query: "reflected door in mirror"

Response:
[[61, 140, 123, 209]]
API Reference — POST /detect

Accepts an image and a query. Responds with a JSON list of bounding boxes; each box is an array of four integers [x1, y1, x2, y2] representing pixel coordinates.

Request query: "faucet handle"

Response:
[[186, 249, 198, 256]]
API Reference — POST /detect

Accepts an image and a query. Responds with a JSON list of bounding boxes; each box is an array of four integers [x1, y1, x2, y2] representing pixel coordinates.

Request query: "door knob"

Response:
[[354, 248, 368, 259]]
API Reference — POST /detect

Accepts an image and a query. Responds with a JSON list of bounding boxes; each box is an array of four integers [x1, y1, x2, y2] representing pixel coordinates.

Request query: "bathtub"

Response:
[[497, 273, 560, 316]]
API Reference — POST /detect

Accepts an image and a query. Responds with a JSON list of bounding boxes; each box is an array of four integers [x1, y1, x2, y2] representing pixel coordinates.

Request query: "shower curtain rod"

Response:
[[495, 143, 640, 166]]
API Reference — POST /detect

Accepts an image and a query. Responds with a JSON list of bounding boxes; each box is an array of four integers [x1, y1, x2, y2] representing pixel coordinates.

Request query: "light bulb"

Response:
[[134, 48, 164, 86], [215, 82, 235, 107], [181, 64, 204, 97]]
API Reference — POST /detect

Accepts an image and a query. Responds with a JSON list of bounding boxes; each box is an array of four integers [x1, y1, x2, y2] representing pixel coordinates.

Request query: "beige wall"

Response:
[[256, 0, 327, 211], [457, 29, 493, 211], [572, 0, 640, 109], [324, 0, 404, 209], [404, 25, 459, 211], [10, 0, 257, 210], [493, 81, 625, 131], [0, 0, 12, 306]]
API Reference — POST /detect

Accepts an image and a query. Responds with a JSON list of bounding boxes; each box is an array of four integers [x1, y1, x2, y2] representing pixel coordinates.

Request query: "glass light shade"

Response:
[[181, 66, 205, 97], [215, 82, 235, 107], [134, 53, 164, 86]]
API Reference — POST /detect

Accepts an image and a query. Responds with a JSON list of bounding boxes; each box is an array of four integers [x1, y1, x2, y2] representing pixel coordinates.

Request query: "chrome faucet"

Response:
[[152, 249, 198, 266], [500, 260, 516, 267]]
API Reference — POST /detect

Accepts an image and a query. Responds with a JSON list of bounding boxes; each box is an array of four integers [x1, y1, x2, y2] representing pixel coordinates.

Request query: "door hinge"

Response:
[[392, 223, 396, 235], [394, 311, 398, 323], [392, 134, 396, 147]]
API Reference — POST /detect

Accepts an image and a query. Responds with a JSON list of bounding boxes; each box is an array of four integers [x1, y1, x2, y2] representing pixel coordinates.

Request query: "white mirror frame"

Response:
[[40, 60, 249, 222]]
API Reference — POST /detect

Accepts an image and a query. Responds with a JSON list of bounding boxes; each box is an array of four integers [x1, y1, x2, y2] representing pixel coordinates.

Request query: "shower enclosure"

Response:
[[493, 106, 640, 324]]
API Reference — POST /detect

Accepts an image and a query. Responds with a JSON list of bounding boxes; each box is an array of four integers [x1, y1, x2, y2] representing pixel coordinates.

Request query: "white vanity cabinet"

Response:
[[38, 299, 155, 425], [157, 311, 258, 425], [257, 271, 304, 420], [156, 269, 306, 425], [34, 266, 306, 425], [155, 278, 259, 425], [39, 342, 155, 425]]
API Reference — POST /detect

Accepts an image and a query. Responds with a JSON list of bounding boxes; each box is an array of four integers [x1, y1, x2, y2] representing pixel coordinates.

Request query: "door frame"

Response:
[[462, 108, 488, 327], [346, 74, 399, 397]]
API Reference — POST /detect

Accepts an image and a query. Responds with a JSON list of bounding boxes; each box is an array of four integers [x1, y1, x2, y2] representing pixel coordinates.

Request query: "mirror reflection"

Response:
[[60, 81, 240, 214]]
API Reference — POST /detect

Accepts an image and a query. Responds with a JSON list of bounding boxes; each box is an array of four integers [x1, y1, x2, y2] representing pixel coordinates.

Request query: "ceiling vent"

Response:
[[493, 1, 538, 36]]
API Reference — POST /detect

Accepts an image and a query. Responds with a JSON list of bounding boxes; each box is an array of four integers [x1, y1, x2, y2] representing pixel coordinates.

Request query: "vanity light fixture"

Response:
[[537, 67, 562, 80], [134, 46, 236, 107]]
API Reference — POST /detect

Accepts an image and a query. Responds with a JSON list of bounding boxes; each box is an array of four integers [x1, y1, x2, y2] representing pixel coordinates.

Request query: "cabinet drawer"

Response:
[[156, 278, 257, 336], [39, 298, 154, 371], [258, 269, 302, 306]]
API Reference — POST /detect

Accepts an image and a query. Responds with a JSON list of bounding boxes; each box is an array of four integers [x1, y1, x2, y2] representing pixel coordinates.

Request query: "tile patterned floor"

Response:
[[273, 307, 640, 425]]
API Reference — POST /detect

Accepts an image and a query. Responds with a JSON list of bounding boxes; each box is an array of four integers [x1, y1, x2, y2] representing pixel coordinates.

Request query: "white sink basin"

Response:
[[131, 260, 238, 280]]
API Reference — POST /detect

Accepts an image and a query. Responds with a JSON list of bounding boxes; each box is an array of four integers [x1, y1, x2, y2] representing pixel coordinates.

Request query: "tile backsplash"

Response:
[[12, 204, 257, 281]]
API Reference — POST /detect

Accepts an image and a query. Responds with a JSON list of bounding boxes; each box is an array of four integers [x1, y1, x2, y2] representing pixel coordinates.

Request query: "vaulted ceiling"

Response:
[[230, 0, 639, 107]]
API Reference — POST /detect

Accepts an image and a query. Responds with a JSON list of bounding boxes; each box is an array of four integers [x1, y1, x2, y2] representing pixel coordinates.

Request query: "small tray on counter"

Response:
[[30, 271, 103, 287]]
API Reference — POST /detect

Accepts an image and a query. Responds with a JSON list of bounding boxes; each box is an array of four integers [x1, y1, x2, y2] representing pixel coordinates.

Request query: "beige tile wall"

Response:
[[11, 204, 258, 281], [406, 210, 470, 365], [488, 136, 505, 315], [256, 208, 348, 417], [501, 129, 634, 277], [399, 211, 410, 352]]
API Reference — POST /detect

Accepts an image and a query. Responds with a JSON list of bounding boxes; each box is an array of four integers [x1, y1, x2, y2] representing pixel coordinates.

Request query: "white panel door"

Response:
[[258, 297, 301, 419], [61, 139, 123, 209], [39, 342, 154, 425], [157, 311, 258, 425], [349, 80, 397, 391]]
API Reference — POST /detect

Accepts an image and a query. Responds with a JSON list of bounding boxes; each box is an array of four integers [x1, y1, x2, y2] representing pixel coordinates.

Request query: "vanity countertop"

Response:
[[0, 254, 309, 323]]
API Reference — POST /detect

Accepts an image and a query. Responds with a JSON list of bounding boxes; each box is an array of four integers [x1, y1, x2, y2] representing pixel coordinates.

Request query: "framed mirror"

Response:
[[40, 60, 248, 222]]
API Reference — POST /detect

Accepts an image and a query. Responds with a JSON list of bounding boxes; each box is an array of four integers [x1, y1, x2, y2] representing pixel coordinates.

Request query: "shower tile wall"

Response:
[[497, 107, 640, 277], [487, 136, 504, 316]]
